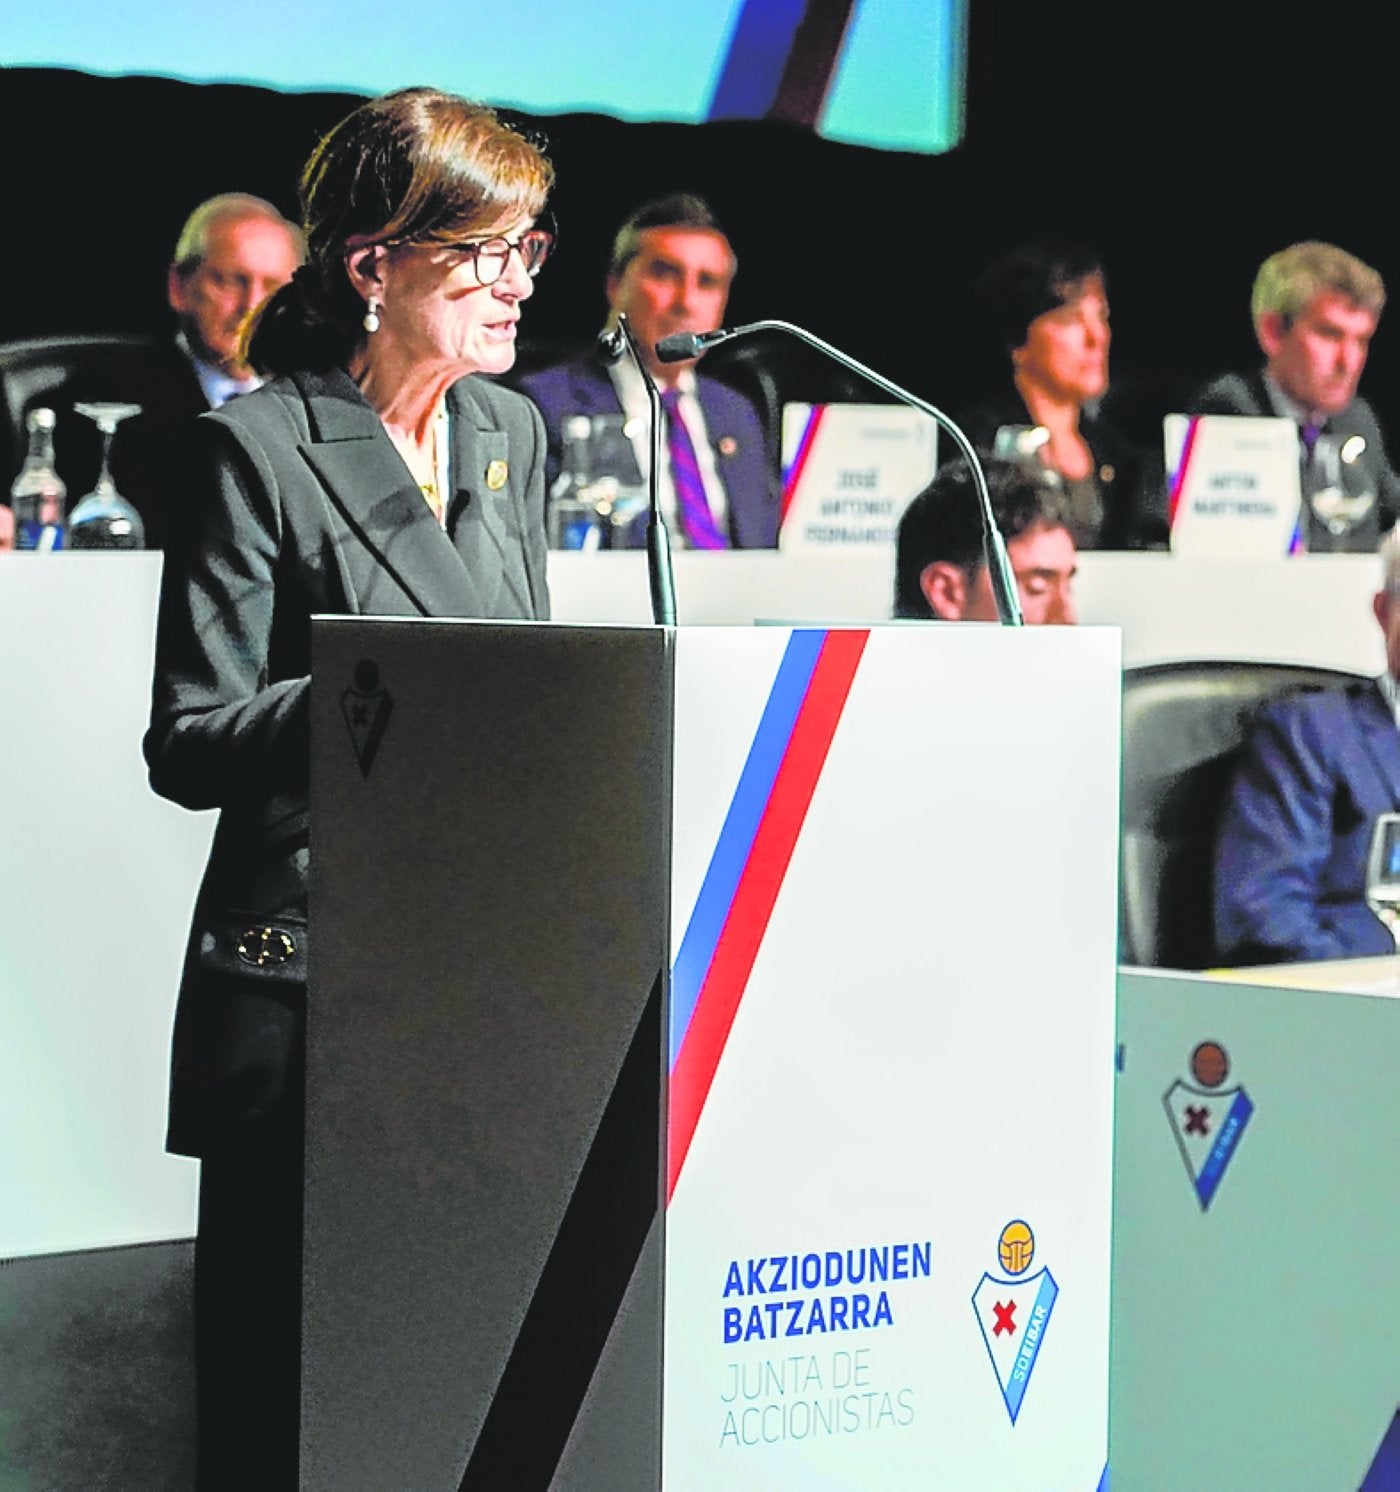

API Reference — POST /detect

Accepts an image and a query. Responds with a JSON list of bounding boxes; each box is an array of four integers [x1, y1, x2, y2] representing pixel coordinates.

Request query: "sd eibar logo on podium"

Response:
[[1163, 1040, 1254, 1210], [340, 658, 394, 777], [971, 1220, 1059, 1425]]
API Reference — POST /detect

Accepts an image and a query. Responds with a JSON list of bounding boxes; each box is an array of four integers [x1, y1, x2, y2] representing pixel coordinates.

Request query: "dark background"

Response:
[[3, 4, 1396, 447]]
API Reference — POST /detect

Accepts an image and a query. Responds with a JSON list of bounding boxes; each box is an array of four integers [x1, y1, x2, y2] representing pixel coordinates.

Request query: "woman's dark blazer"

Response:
[[145, 365, 550, 1156], [956, 386, 1165, 549]]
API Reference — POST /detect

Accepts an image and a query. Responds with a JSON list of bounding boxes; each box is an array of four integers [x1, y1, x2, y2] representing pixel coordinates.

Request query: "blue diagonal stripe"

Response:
[[708, 0, 806, 119], [1195, 1090, 1253, 1209], [669, 629, 827, 1066]]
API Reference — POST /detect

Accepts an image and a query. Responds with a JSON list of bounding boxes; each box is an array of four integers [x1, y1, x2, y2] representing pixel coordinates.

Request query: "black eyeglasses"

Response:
[[442, 228, 555, 286]]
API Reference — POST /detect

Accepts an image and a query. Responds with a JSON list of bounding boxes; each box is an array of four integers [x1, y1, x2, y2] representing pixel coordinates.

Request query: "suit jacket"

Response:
[[514, 352, 780, 548], [145, 366, 549, 1155], [1213, 681, 1400, 964], [1191, 368, 1400, 550], [62, 338, 211, 550], [956, 385, 1166, 549]]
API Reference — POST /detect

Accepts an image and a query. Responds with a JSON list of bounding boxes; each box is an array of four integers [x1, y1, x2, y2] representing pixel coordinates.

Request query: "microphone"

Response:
[[610, 313, 677, 626], [654, 330, 728, 362], [596, 324, 627, 365], [656, 321, 1023, 626]]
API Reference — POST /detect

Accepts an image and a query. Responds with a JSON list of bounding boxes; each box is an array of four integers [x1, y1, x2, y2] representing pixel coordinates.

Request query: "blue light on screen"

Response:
[[3, 0, 966, 153], [822, 0, 966, 154]]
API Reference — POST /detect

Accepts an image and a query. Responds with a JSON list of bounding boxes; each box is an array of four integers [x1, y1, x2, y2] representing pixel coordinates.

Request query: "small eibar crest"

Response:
[[341, 658, 393, 777], [1163, 1040, 1254, 1211], [971, 1220, 1059, 1425]]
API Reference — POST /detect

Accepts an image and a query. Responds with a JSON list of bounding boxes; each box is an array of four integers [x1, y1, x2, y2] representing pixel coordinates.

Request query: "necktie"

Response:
[[1300, 420, 1322, 471], [661, 387, 728, 550]]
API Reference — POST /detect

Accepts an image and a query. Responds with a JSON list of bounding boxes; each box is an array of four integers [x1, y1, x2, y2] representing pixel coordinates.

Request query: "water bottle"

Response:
[[547, 415, 603, 550], [11, 407, 67, 552]]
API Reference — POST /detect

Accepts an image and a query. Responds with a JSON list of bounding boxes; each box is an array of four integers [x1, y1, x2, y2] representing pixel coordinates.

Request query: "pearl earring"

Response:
[[363, 297, 380, 334]]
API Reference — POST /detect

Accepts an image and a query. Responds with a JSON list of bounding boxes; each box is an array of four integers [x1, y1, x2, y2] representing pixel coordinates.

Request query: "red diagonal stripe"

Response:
[[1167, 415, 1200, 528], [667, 630, 868, 1200], [781, 405, 826, 523]]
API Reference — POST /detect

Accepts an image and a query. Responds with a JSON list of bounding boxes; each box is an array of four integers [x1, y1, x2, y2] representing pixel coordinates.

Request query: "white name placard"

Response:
[[779, 404, 937, 553], [1165, 414, 1302, 559]]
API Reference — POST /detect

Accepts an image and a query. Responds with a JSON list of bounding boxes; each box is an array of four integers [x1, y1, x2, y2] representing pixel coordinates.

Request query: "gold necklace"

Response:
[[391, 410, 448, 524]]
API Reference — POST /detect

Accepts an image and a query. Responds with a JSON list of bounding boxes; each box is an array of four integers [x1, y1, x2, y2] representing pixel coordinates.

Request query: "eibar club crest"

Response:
[[1163, 1040, 1254, 1211], [971, 1220, 1059, 1425], [340, 658, 393, 777]]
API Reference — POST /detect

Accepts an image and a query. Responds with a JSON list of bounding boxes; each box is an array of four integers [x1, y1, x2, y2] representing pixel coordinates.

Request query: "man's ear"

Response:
[[1256, 310, 1287, 359], [919, 561, 968, 620], [167, 264, 189, 316]]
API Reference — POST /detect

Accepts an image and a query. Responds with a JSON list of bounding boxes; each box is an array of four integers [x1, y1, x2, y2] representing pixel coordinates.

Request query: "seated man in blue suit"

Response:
[[515, 193, 779, 548], [1214, 530, 1400, 963]]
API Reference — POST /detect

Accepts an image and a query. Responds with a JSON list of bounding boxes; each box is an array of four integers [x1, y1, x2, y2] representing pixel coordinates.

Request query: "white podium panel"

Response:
[[662, 625, 1121, 1490], [0, 553, 204, 1260], [1112, 967, 1400, 1491]]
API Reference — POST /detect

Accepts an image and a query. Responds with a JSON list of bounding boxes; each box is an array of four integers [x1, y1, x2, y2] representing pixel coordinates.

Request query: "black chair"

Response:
[[1119, 659, 1370, 969], [0, 333, 155, 487]]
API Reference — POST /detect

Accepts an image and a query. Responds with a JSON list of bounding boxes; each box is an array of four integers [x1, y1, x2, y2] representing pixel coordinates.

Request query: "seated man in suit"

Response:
[[893, 458, 1077, 624], [1192, 241, 1399, 551], [63, 192, 303, 547], [1214, 529, 1400, 963], [515, 192, 779, 549]]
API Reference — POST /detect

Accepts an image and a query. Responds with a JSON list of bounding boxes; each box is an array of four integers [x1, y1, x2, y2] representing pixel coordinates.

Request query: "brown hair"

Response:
[[1251, 242, 1386, 330], [249, 87, 553, 374]]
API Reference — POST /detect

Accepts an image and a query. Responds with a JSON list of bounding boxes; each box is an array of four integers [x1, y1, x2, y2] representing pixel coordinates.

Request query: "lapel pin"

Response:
[[485, 458, 509, 491], [718, 436, 738, 458]]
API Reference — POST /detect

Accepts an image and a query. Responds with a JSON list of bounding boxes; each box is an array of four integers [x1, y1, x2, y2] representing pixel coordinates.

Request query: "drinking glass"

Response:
[[1364, 811, 1400, 955], [993, 424, 1051, 470], [1306, 433, 1377, 541], [69, 402, 145, 549]]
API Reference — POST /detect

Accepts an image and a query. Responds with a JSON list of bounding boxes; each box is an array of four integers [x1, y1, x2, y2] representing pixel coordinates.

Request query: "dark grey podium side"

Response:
[[306, 619, 672, 1490]]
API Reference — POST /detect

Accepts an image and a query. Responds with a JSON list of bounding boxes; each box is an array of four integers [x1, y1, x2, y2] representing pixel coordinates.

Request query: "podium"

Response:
[[305, 619, 1121, 1490]]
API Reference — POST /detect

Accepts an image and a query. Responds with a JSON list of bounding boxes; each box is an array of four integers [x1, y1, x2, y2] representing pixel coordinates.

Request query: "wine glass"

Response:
[[993, 423, 1051, 470], [1364, 812, 1400, 957], [69, 402, 145, 549], [1306, 433, 1377, 543]]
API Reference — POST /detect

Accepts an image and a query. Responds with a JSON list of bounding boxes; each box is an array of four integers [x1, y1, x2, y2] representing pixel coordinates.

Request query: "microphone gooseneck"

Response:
[[612, 313, 677, 627], [652, 320, 1023, 626]]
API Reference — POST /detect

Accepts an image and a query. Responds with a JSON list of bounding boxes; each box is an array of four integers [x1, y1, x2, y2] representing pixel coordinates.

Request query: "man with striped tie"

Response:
[[517, 193, 779, 548]]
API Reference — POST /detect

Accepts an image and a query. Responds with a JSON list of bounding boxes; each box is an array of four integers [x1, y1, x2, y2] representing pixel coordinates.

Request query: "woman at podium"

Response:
[[143, 87, 554, 1486]]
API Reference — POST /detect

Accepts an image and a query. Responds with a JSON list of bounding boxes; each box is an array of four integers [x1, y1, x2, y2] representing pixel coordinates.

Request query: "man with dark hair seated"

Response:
[[1214, 528, 1400, 964], [515, 191, 779, 549], [894, 458, 1078, 624]]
